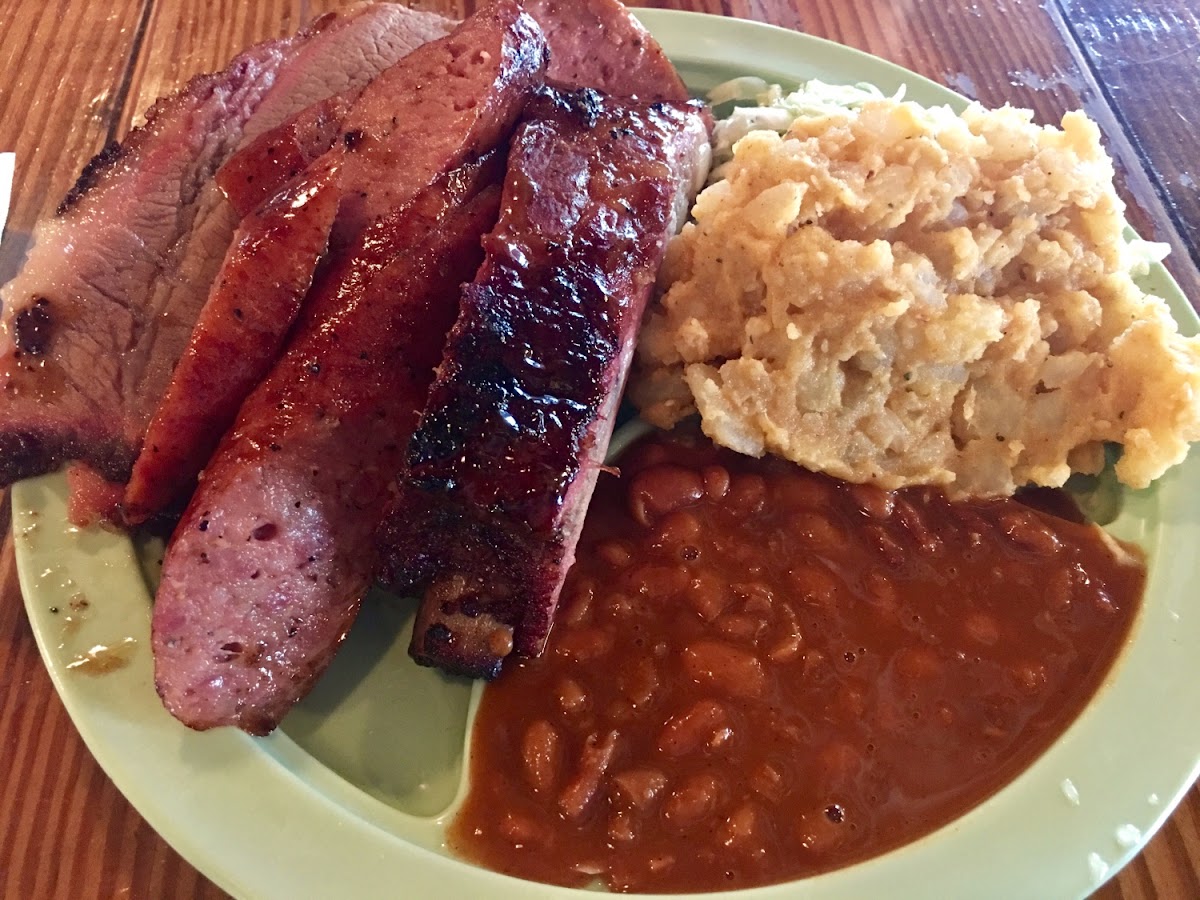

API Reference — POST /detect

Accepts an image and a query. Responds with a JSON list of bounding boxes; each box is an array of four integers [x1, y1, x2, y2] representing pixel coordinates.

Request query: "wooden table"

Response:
[[1, 1, 1197, 897]]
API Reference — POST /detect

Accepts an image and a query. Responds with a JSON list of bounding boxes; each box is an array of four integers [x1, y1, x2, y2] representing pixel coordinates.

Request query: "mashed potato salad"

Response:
[[632, 79, 1200, 498]]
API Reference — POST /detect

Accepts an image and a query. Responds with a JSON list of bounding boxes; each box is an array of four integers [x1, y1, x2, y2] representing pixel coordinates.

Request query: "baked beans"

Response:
[[452, 427, 1144, 892]]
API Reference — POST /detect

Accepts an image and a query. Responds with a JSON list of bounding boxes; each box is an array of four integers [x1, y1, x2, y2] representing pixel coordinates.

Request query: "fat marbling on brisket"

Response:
[[0, 4, 452, 489], [380, 88, 711, 678]]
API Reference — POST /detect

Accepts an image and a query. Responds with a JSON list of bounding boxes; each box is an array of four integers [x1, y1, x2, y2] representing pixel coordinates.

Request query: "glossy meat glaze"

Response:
[[153, 167, 504, 734], [380, 88, 711, 677], [151, 1, 547, 733], [124, 0, 541, 524], [123, 159, 344, 524]]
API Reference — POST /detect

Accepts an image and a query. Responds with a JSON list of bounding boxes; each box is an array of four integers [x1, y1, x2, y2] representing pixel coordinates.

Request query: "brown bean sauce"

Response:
[[451, 428, 1145, 892]]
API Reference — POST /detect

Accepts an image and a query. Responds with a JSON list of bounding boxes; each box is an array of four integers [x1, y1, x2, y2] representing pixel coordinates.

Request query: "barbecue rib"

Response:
[[379, 88, 711, 677], [0, 4, 452, 488]]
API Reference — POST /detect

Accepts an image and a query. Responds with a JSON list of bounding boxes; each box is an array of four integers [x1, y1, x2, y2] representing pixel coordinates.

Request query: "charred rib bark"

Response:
[[380, 88, 711, 677]]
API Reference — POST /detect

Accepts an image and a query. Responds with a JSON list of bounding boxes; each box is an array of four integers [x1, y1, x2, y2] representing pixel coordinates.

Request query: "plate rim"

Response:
[[12, 9, 1200, 900]]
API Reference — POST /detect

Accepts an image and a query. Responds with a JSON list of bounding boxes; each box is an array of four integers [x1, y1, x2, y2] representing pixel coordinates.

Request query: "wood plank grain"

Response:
[[0, 1, 1197, 899], [1056, 1, 1200, 277], [0, 512, 224, 900], [0, 0, 148, 282]]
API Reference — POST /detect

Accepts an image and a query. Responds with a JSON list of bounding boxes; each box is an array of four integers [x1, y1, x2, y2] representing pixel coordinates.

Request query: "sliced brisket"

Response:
[[124, 0, 545, 525], [217, 4, 456, 217], [0, 4, 453, 488], [379, 88, 711, 678], [240, 6, 454, 144], [0, 34, 298, 486]]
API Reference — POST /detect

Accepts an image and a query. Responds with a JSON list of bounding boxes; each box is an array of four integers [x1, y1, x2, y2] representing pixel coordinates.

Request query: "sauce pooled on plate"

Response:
[[452, 428, 1145, 892]]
